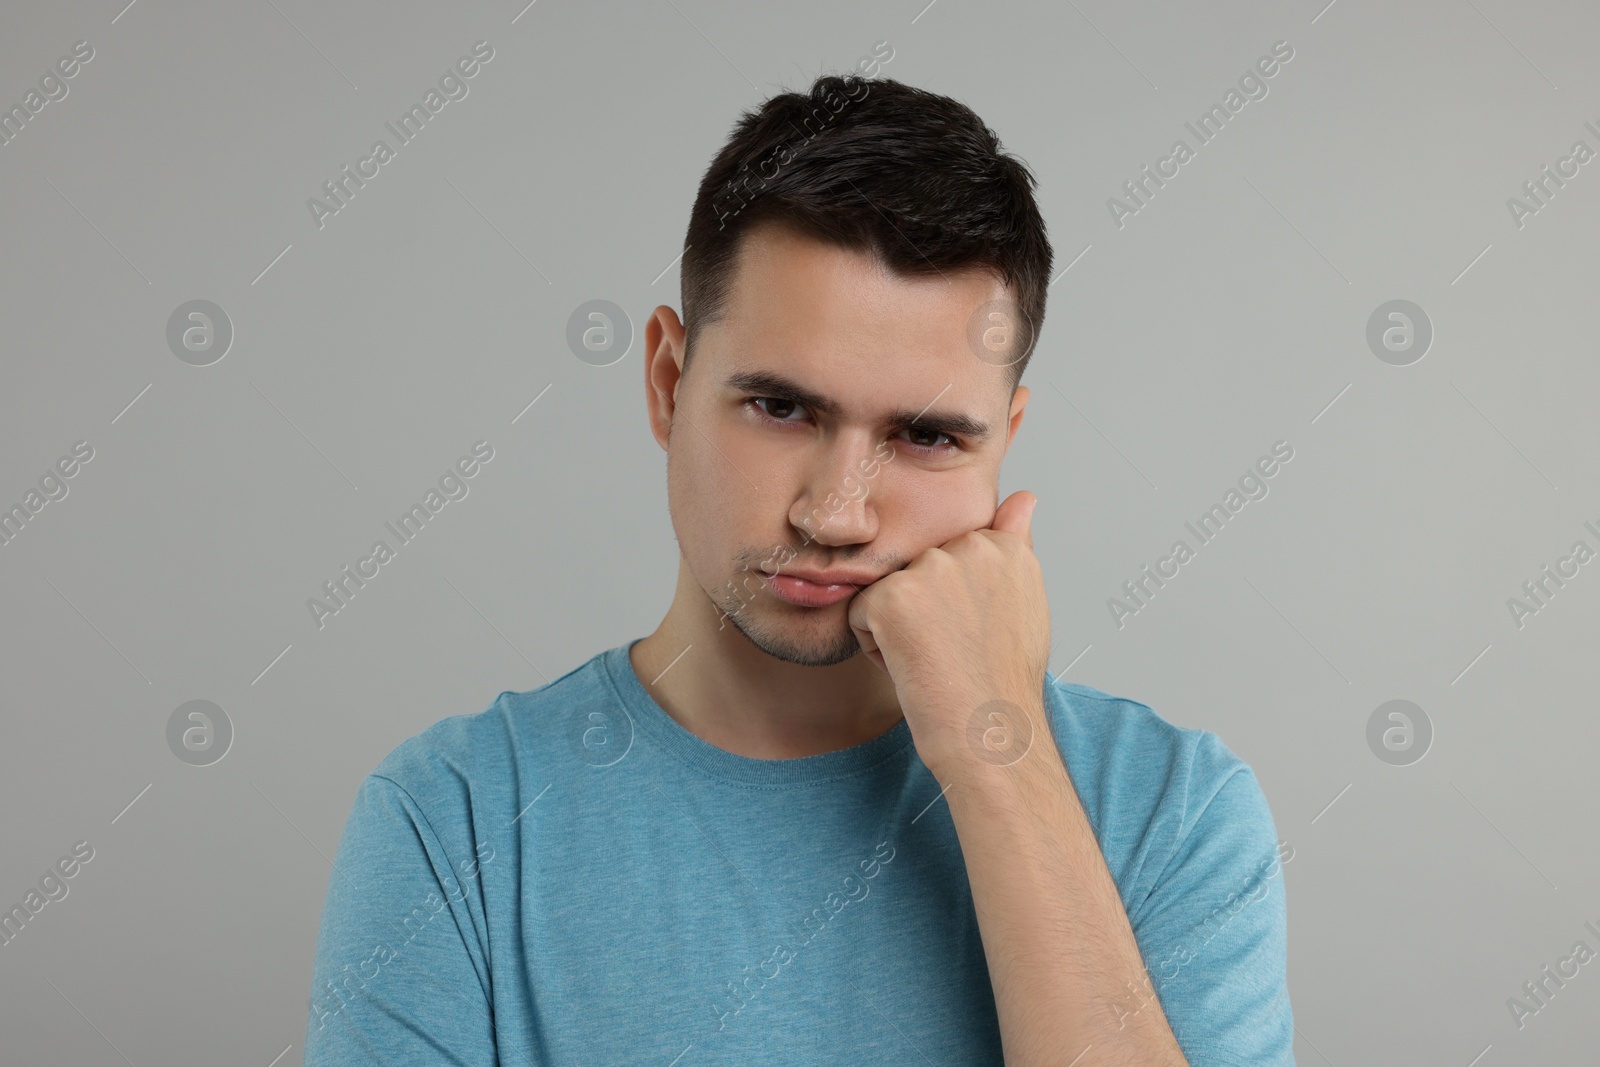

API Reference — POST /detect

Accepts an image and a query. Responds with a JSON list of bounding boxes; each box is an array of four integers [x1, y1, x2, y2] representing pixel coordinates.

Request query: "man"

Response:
[[304, 74, 1295, 1066]]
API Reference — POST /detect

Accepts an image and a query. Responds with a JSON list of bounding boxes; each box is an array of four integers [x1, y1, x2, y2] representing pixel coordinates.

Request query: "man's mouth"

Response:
[[759, 568, 876, 608]]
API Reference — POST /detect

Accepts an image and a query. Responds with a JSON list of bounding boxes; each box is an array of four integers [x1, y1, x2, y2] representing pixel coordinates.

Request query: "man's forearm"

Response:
[[931, 706, 1190, 1067]]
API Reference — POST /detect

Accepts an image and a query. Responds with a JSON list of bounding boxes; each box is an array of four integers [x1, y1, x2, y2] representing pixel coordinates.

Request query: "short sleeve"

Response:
[[302, 774, 500, 1066], [1127, 732, 1295, 1066]]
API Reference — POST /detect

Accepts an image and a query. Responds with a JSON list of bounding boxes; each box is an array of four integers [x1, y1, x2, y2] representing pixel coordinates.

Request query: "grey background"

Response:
[[2, 0, 1596, 1063]]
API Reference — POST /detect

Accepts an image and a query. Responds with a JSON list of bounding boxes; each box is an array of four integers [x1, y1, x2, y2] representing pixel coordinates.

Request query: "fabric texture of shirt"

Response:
[[303, 638, 1295, 1065]]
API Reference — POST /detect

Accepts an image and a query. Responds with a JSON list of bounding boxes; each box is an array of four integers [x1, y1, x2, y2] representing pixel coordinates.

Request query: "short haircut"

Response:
[[680, 74, 1053, 390]]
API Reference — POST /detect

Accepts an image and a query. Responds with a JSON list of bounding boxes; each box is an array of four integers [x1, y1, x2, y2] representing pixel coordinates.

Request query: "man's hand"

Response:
[[846, 489, 1051, 778], [850, 491, 1197, 1066]]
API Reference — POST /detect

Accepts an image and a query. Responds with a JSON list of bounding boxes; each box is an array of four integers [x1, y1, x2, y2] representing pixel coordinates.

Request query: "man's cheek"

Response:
[[900, 481, 996, 543]]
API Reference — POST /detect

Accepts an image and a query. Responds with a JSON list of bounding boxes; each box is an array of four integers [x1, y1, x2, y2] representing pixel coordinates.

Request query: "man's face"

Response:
[[651, 221, 1030, 667]]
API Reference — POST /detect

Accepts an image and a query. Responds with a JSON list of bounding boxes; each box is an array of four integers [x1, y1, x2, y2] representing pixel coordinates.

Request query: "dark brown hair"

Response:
[[680, 74, 1053, 389]]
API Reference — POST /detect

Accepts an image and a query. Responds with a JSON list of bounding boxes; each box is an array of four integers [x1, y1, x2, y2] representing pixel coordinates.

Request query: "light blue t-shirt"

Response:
[[304, 639, 1294, 1065]]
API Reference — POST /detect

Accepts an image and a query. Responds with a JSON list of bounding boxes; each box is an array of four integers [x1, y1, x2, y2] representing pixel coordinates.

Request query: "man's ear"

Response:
[[1004, 384, 1029, 452], [644, 306, 687, 451]]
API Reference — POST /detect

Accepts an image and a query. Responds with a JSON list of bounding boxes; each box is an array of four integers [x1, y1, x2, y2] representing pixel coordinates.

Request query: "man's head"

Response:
[[643, 74, 1053, 668]]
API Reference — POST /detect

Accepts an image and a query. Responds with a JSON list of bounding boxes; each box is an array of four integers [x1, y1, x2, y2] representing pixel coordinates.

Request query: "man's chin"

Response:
[[724, 609, 862, 668]]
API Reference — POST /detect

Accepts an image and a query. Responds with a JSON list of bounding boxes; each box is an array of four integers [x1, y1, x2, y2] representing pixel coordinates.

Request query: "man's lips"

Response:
[[758, 567, 879, 608]]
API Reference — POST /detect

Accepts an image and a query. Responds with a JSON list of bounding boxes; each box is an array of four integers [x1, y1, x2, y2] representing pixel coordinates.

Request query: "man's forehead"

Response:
[[697, 223, 1019, 426], [723, 220, 1009, 327]]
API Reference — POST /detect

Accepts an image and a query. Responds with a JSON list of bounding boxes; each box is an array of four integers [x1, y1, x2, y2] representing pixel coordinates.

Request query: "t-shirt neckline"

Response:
[[600, 638, 916, 786]]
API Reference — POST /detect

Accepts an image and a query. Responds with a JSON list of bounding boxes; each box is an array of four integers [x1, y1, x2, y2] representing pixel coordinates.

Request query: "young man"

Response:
[[304, 75, 1295, 1066]]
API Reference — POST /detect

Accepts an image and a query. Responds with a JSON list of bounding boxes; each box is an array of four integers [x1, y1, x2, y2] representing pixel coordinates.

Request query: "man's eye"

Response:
[[902, 426, 958, 451], [749, 398, 960, 454], [751, 397, 805, 421]]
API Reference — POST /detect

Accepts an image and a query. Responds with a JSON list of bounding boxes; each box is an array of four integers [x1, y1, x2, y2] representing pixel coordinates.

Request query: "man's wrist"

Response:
[[921, 695, 1066, 796]]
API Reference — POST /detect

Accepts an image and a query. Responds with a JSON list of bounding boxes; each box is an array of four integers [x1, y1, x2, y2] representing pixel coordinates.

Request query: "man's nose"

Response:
[[793, 443, 878, 546]]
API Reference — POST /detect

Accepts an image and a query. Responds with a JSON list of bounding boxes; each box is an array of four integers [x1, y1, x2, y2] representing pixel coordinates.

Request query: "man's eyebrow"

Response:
[[723, 369, 992, 441]]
